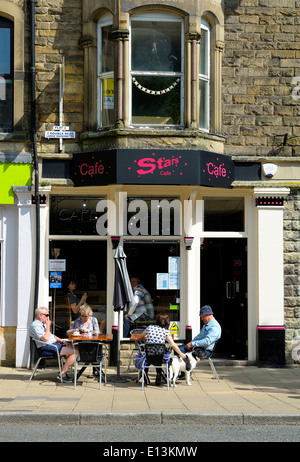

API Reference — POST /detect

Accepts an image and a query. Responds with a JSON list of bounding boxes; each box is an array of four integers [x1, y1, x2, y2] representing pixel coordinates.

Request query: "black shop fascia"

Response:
[[69, 149, 235, 188]]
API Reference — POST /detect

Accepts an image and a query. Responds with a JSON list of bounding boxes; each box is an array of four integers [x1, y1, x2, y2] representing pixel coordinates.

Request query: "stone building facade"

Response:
[[0, 0, 299, 367]]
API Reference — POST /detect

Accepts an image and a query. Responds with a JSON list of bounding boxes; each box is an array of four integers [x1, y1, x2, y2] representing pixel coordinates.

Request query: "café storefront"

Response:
[[40, 148, 288, 365]]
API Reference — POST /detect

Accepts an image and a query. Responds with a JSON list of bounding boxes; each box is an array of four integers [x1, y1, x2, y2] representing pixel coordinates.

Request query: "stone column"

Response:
[[185, 32, 201, 128], [111, 30, 129, 128], [212, 40, 224, 134], [81, 35, 97, 130]]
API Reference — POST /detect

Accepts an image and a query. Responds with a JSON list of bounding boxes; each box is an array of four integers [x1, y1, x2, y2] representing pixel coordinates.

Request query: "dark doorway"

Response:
[[200, 238, 248, 359]]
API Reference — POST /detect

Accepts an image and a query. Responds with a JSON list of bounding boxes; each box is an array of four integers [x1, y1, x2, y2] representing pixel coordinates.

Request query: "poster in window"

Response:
[[157, 273, 168, 290], [168, 256, 180, 274], [50, 272, 62, 288], [103, 78, 114, 109]]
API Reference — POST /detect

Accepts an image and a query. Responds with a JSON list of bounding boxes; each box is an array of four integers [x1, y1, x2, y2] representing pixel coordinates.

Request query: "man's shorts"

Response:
[[38, 341, 62, 357]]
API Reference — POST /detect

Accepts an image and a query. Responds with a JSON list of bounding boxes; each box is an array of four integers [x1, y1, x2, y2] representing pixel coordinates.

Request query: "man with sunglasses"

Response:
[[30, 307, 77, 382]]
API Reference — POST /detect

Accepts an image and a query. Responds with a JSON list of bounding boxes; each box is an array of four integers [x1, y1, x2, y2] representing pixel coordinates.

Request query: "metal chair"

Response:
[[29, 338, 63, 383], [73, 341, 107, 390], [194, 340, 221, 382], [127, 328, 145, 371], [142, 343, 169, 390]]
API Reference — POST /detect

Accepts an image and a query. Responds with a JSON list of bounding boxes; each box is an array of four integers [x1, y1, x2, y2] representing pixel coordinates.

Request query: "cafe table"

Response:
[[68, 333, 113, 384]]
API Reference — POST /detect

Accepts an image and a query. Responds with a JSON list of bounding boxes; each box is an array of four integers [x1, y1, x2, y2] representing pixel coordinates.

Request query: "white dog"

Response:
[[169, 350, 201, 387]]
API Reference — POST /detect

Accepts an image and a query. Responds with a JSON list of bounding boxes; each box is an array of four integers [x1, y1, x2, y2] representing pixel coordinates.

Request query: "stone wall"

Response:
[[34, 0, 84, 154], [284, 192, 300, 362], [223, 0, 300, 157], [223, 0, 300, 362], [0, 327, 16, 367]]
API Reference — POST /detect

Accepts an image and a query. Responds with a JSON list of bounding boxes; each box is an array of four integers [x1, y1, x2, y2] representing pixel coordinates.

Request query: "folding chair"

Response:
[[142, 343, 169, 390], [73, 341, 107, 390], [29, 338, 63, 383], [127, 328, 145, 371]]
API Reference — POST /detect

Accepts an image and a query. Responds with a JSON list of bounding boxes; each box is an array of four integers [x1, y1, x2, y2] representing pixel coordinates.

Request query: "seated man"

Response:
[[123, 277, 154, 337], [180, 305, 221, 357], [30, 306, 77, 383]]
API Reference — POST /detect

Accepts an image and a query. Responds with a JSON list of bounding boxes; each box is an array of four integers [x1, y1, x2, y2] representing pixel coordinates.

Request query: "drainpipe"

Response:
[[30, 0, 40, 366]]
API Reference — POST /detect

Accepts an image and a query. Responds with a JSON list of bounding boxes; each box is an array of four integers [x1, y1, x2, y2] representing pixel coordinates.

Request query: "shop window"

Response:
[[97, 14, 114, 127], [130, 12, 183, 126], [199, 22, 210, 131], [204, 197, 244, 232], [50, 196, 105, 235], [49, 240, 107, 335], [124, 241, 181, 335], [126, 196, 181, 236], [0, 17, 13, 132]]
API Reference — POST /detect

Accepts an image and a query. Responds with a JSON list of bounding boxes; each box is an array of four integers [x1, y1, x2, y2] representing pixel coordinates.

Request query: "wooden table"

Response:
[[68, 333, 113, 342], [130, 333, 146, 342]]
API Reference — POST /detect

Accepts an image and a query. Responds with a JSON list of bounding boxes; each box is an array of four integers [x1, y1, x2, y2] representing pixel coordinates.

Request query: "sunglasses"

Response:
[[43, 313, 50, 317]]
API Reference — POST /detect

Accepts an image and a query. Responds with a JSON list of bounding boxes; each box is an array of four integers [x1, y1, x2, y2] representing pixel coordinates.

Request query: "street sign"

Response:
[[45, 131, 75, 139], [53, 125, 69, 130]]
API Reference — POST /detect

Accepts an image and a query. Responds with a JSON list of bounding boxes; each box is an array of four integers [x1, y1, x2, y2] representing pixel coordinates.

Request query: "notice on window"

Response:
[[168, 256, 180, 274], [169, 273, 179, 290], [49, 259, 66, 272], [168, 256, 180, 289], [49, 271, 62, 289], [157, 273, 168, 290], [169, 321, 180, 339], [103, 78, 114, 109]]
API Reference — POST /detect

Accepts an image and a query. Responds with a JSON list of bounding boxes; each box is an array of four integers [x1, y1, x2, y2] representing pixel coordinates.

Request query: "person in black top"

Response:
[[65, 280, 88, 322]]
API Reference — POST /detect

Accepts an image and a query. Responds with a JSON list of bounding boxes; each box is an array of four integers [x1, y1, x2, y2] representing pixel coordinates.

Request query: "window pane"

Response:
[[204, 198, 245, 232], [132, 76, 180, 125], [0, 78, 12, 131], [101, 78, 114, 126], [50, 196, 106, 235], [101, 25, 114, 73], [131, 20, 181, 72], [0, 29, 10, 74], [199, 29, 208, 77], [199, 79, 209, 130]]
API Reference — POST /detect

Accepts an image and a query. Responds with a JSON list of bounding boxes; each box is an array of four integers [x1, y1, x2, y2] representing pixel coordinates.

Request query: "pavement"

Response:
[[0, 362, 299, 426]]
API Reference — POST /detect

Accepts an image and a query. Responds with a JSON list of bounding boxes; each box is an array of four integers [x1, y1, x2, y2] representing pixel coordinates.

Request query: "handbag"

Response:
[[134, 351, 146, 370]]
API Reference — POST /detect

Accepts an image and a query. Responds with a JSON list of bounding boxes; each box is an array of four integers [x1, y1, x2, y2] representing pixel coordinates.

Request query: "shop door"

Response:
[[200, 238, 247, 359]]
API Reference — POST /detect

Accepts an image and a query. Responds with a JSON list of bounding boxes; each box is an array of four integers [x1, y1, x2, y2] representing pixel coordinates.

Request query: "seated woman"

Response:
[[67, 304, 100, 335], [67, 304, 101, 378], [138, 312, 189, 386]]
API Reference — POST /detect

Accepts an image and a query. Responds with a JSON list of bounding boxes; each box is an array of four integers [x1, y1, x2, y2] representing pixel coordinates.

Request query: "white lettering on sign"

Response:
[[45, 131, 75, 139], [53, 125, 69, 130]]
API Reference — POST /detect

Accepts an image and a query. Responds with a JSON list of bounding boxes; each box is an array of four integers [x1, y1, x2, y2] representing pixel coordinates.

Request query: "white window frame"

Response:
[[199, 20, 210, 131], [97, 13, 114, 128], [129, 11, 184, 127]]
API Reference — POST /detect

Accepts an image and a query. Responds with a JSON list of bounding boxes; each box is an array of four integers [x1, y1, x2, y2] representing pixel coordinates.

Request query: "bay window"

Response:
[[97, 14, 114, 128], [199, 21, 210, 131], [0, 17, 13, 132], [130, 12, 183, 126]]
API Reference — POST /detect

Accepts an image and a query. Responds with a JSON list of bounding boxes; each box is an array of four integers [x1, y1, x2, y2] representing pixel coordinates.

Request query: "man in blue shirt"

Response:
[[30, 307, 77, 382], [180, 305, 221, 357]]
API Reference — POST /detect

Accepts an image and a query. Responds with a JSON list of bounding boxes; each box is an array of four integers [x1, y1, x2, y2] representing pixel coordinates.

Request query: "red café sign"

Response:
[[70, 149, 234, 188]]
